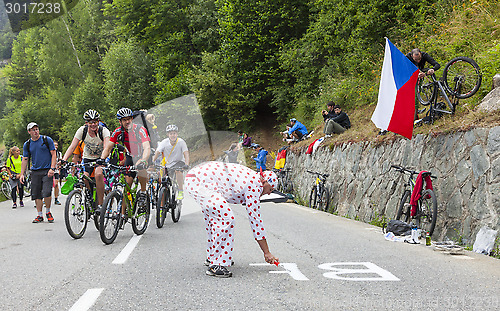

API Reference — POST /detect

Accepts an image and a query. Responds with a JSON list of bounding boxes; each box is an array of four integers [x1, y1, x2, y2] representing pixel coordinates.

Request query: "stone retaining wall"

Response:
[[286, 126, 500, 244]]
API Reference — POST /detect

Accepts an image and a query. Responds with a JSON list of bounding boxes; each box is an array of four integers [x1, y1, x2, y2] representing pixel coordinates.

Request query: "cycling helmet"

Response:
[[83, 109, 100, 121], [116, 107, 133, 120], [165, 124, 178, 133]]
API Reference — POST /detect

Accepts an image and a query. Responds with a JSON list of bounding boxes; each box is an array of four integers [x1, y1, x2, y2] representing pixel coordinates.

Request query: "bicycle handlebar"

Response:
[[306, 170, 329, 178], [390, 165, 437, 179]]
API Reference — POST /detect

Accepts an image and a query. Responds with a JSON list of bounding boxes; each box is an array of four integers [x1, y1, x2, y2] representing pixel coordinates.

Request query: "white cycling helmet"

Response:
[[83, 109, 100, 121], [116, 107, 133, 120], [165, 124, 178, 133]]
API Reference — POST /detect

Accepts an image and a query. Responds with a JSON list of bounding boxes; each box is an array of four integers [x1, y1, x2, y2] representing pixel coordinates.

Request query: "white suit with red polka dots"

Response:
[[185, 161, 269, 266]]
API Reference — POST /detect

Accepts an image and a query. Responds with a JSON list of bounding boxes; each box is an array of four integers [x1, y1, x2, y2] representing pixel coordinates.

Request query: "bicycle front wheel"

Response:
[[64, 189, 88, 239], [171, 185, 181, 223], [396, 190, 411, 223], [156, 186, 170, 228], [416, 189, 438, 236], [442, 56, 482, 99], [308, 187, 318, 209], [132, 192, 151, 235], [99, 190, 122, 245], [317, 187, 330, 212], [416, 76, 436, 106]]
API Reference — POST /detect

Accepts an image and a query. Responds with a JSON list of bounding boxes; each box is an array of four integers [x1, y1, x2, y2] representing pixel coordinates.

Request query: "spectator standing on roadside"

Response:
[[20, 123, 57, 223], [323, 103, 351, 136], [253, 146, 268, 170], [6, 146, 24, 208]]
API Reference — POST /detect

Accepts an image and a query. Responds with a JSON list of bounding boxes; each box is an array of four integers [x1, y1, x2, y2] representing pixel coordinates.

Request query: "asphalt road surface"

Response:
[[1, 193, 499, 311]]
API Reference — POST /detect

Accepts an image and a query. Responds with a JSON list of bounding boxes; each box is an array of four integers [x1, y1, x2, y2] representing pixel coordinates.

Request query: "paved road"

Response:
[[0, 194, 498, 310]]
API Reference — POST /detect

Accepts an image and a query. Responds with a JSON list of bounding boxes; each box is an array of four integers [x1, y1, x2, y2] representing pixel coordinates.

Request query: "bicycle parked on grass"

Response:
[[391, 165, 438, 236], [273, 167, 294, 194], [156, 165, 186, 228], [62, 162, 102, 239], [415, 56, 482, 125], [99, 164, 151, 245], [307, 170, 330, 211]]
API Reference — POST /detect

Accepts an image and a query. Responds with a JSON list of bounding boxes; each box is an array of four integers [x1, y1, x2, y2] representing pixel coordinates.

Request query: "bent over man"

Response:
[[185, 162, 279, 278]]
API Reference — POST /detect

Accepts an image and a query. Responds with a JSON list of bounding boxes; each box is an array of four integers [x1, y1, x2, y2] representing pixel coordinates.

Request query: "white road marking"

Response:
[[112, 235, 142, 264], [250, 263, 310, 281], [69, 288, 104, 311]]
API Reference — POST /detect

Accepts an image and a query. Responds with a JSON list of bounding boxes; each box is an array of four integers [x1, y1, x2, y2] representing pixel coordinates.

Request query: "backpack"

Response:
[[25, 135, 50, 163], [132, 110, 159, 148], [385, 219, 412, 236], [81, 124, 104, 142]]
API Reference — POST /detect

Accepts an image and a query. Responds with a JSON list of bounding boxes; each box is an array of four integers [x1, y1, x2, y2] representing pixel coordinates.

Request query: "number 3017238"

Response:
[[5, 2, 61, 14]]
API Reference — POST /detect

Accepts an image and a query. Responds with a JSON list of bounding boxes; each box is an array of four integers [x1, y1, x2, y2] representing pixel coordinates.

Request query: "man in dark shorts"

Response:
[[99, 108, 151, 221], [20, 123, 57, 223]]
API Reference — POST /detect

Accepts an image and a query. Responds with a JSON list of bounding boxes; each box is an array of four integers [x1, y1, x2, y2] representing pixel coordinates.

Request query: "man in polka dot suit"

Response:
[[185, 161, 279, 278]]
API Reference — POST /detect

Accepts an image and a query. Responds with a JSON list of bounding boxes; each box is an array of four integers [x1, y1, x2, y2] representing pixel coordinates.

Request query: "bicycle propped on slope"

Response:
[[415, 56, 481, 125]]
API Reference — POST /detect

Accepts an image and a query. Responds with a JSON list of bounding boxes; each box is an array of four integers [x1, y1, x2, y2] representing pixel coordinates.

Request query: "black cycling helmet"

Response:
[[116, 107, 133, 120], [165, 124, 178, 132], [83, 109, 100, 121]]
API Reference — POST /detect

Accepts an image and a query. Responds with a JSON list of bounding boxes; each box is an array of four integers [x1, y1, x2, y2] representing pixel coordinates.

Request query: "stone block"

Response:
[[446, 190, 463, 218], [470, 145, 490, 180], [487, 126, 500, 156]]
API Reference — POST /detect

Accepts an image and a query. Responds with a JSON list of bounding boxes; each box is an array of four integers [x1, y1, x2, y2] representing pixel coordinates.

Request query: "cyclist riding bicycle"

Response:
[[61, 109, 111, 209], [153, 124, 189, 200], [99, 107, 151, 220]]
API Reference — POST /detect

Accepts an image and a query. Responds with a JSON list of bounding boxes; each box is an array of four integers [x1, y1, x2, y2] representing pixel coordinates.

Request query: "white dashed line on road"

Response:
[[112, 234, 142, 264], [69, 288, 104, 311]]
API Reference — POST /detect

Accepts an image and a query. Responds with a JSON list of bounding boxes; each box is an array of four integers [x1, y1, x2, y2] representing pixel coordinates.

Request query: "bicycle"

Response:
[[391, 165, 438, 236], [273, 167, 294, 194], [306, 170, 330, 211], [415, 56, 482, 125], [63, 162, 102, 239], [147, 166, 161, 211], [156, 165, 187, 228], [1, 168, 11, 199], [99, 164, 151, 245]]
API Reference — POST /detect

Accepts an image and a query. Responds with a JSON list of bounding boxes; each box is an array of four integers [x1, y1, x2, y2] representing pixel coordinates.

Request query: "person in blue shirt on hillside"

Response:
[[281, 118, 308, 144], [253, 146, 268, 170]]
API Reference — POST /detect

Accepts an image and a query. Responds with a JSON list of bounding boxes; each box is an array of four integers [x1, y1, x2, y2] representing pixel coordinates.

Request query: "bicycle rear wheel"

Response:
[[1, 181, 11, 199], [416, 76, 436, 106], [132, 192, 151, 235], [442, 56, 482, 99], [99, 190, 121, 245], [64, 189, 88, 239], [308, 187, 318, 209], [156, 186, 170, 228], [416, 189, 437, 236], [317, 187, 330, 212], [395, 190, 411, 223]]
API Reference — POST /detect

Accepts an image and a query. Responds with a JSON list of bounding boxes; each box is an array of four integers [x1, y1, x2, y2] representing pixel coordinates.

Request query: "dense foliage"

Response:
[[0, 0, 499, 151]]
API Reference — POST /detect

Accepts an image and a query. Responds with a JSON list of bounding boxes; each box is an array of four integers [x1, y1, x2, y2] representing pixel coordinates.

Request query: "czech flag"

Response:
[[371, 38, 419, 139]]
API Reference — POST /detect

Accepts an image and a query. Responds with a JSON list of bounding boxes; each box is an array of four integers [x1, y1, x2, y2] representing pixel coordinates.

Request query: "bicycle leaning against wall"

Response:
[[415, 56, 482, 125], [391, 165, 438, 236], [306, 170, 330, 212]]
